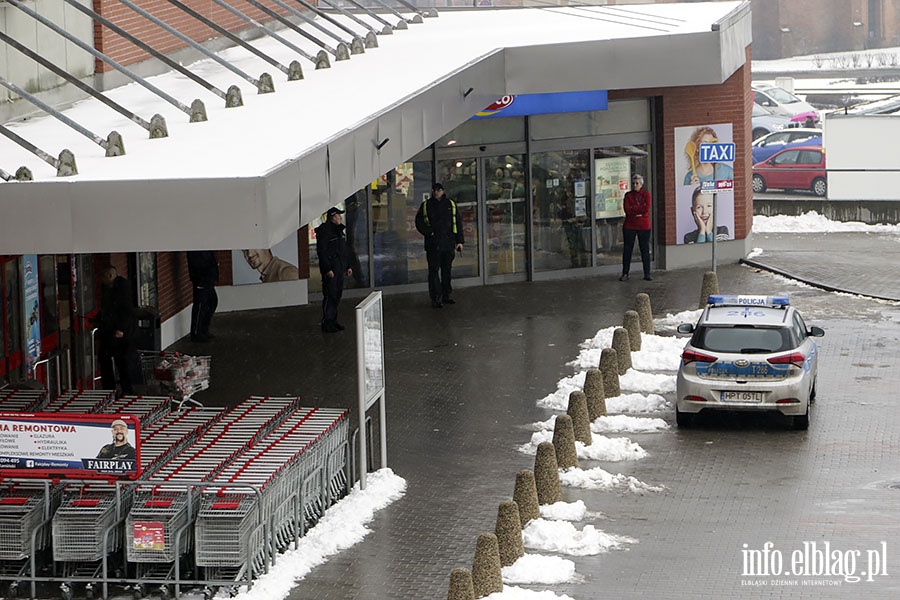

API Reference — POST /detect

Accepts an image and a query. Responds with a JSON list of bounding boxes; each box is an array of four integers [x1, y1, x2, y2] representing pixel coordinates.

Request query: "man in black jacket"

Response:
[[97, 265, 138, 396], [415, 182, 464, 308], [186, 251, 219, 342], [316, 207, 353, 333]]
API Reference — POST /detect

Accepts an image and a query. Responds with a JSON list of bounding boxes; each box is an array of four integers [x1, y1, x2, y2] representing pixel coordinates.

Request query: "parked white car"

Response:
[[752, 82, 819, 119]]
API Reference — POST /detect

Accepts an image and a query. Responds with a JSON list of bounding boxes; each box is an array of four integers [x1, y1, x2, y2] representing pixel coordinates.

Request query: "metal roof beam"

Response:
[[61, 0, 228, 106], [117, 0, 274, 93], [0, 124, 76, 177], [0, 29, 165, 138], [0, 76, 125, 157], [5, 0, 204, 123]]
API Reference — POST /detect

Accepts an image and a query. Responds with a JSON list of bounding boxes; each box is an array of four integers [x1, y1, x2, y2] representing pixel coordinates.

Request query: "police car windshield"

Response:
[[697, 326, 791, 354]]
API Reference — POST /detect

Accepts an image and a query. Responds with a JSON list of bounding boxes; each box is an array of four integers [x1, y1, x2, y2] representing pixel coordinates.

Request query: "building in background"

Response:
[[1, 1, 753, 393]]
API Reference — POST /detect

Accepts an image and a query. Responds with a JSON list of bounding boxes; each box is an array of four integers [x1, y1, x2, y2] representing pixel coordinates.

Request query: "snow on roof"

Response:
[[1, 3, 743, 184]]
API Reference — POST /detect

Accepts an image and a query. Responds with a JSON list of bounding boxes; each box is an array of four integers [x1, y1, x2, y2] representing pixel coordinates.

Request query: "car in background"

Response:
[[751, 103, 791, 140], [751, 127, 822, 164], [675, 295, 825, 430], [752, 82, 819, 119], [752, 146, 827, 197]]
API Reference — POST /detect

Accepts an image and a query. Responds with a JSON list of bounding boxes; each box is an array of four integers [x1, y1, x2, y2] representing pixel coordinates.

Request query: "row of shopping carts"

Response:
[[0, 387, 349, 599]]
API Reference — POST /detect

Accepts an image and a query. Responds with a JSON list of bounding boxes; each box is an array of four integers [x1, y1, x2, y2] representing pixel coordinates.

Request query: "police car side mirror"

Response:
[[808, 326, 825, 337], [676, 323, 694, 335]]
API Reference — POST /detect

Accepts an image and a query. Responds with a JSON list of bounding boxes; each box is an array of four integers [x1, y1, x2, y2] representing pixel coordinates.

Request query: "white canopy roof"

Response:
[[0, 2, 750, 253]]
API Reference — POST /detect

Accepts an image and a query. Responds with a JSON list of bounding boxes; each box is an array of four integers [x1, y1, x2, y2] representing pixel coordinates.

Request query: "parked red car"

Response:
[[752, 146, 827, 197]]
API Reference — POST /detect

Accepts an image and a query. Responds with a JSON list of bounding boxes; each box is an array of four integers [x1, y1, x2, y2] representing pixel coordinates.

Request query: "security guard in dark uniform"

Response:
[[415, 182, 464, 308], [315, 207, 353, 332]]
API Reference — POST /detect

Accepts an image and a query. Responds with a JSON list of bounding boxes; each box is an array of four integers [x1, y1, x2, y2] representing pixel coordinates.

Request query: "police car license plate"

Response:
[[721, 391, 764, 403]]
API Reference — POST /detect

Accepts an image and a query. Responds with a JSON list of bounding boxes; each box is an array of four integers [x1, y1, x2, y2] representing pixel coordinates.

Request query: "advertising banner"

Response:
[[673, 123, 736, 245], [23, 254, 41, 376], [232, 232, 300, 285], [0, 413, 141, 479], [594, 156, 630, 219]]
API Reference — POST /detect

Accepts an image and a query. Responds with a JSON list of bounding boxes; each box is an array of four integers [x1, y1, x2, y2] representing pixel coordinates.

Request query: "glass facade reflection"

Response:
[[307, 101, 654, 292]]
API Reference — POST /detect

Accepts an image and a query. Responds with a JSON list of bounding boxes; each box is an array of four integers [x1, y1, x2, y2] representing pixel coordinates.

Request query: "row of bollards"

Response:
[[447, 292, 660, 599]]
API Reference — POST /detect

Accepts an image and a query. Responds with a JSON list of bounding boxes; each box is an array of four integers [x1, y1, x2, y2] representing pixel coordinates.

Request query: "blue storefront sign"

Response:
[[474, 90, 608, 119]]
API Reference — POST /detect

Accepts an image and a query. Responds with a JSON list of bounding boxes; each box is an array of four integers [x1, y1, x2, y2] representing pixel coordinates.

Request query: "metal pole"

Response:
[[711, 191, 718, 273], [356, 307, 368, 490]]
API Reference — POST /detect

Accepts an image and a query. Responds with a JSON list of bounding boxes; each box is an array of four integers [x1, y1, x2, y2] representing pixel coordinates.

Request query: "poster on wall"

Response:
[[22, 254, 41, 376], [0, 413, 141, 479], [231, 232, 300, 285], [673, 123, 735, 245], [594, 156, 630, 219]]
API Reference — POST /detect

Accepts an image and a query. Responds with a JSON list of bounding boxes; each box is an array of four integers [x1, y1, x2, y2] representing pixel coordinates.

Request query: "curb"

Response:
[[740, 258, 900, 303]]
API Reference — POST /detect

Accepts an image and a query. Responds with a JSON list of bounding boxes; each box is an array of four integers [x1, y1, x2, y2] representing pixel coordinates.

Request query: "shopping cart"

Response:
[[139, 351, 211, 406]]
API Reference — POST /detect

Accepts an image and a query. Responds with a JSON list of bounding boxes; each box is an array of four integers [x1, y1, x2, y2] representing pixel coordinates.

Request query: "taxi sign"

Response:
[[699, 142, 735, 163], [707, 294, 789, 307]]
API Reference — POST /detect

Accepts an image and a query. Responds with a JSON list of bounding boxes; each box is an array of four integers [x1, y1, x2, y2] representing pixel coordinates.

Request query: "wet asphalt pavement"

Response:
[[167, 231, 900, 600]]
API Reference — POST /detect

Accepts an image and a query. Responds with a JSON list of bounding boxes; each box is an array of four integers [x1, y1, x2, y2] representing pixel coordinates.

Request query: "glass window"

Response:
[[698, 326, 791, 353], [436, 158, 480, 279], [373, 159, 433, 287], [309, 191, 370, 293], [773, 151, 800, 165], [593, 145, 651, 266], [531, 149, 592, 272], [39, 255, 58, 336]]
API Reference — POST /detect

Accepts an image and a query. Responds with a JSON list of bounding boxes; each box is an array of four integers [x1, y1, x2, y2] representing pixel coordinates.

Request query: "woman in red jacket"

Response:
[[620, 174, 653, 281]]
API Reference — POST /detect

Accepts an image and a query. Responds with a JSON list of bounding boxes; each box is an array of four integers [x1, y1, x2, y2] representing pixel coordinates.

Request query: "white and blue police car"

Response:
[[675, 295, 825, 429]]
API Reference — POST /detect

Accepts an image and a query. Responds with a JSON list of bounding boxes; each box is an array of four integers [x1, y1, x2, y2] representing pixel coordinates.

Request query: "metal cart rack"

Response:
[[0, 395, 351, 599], [0, 386, 48, 412]]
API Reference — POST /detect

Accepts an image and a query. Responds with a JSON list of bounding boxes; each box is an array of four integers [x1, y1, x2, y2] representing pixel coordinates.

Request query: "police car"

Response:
[[675, 295, 825, 430]]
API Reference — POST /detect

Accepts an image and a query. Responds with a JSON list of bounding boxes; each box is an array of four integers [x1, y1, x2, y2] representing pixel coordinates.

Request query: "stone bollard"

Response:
[[612, 328, 633, 375], [634, 292, 654, 334], [566, 391, 592, 445], [583, 368, 607, 420], [448, 567, 475, 600], [699, 270, 719, 308], [495, 500, 525, 567], [472, 533, 503, 598], [513, 470, 541, 528], [623, 310, 642, 351], [599, 348, 621, 398], [551, 414, 578, 469], [534, 441, 562, 505]]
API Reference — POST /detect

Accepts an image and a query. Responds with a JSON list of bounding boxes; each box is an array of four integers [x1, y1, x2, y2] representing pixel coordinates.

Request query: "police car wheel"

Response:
[[675, 405, 694, 428], [791, 408, 810, 431]]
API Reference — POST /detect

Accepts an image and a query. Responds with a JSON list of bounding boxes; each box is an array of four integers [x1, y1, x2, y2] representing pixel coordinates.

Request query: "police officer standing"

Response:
[[415, 183, 464, 308], [316, 207, 353, 332]]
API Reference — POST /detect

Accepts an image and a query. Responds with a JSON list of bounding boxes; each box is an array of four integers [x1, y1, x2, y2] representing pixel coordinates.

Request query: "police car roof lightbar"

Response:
[[707, 294, 790, 307]]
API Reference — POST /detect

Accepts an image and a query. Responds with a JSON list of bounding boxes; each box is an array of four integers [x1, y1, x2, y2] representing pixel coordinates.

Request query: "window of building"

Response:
[[531, 149, 592, 272]]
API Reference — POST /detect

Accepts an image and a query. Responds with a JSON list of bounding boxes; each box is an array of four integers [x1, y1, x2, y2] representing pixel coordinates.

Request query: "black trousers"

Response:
[[99, 338, 137, 395], [622, 228, 652, 276], [426, 247, 455, 301], [191, 285, 218, 337], [322, 271, 345, 324]]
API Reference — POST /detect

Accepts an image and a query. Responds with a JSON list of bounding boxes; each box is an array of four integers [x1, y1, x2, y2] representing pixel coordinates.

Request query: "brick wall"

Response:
[[92, 0, 315, 72], [610, 46, 753, 247]]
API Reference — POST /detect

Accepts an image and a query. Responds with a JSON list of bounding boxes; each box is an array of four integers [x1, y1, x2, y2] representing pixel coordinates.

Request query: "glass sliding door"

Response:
[[531, 149, 592, 272], [483, 155, 527, 280]]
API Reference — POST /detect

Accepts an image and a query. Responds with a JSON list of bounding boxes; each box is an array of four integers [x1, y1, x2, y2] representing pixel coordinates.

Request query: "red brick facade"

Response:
[[91, 0, 316, 72], [611, 46, 754, 247]]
